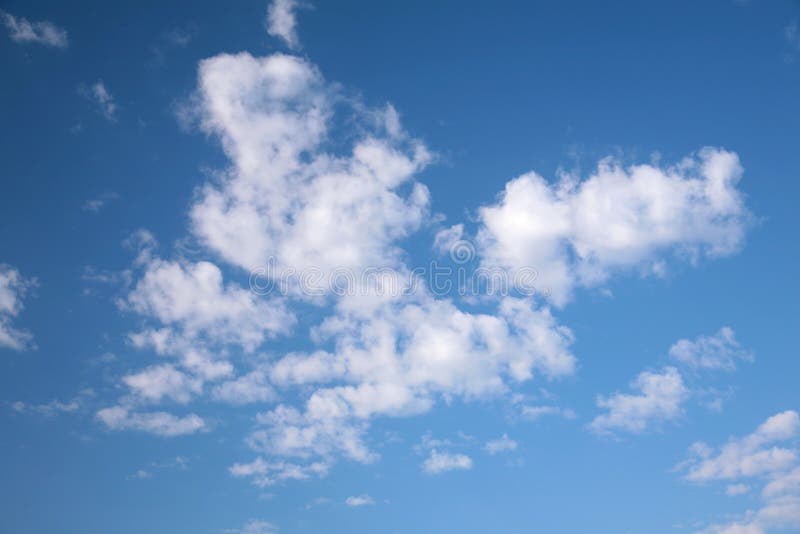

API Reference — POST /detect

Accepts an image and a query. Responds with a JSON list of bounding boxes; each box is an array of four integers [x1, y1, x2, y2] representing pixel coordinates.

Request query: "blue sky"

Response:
[[2, 1, 800, 533]]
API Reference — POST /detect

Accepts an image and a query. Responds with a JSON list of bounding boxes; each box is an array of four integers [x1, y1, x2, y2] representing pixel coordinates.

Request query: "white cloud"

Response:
[[98, 7, 755, 492], [189, 51, 430, 284], [12, 399, 79, 416], [124, 257, 294, 351], [250, 293, 574, 466], [229, 456, 329, 487], [0, 264, 35, 351], [1, 11, 67, 48], [669, 327, 751, 371], [122, 364, 203, 404], [81, 81, 117, 120], [345, 494, 375, 507], [763, 467, 800, 499], [519, 405, 576, 421], [682, 411, 800, 482], [248, 404, 377, 464], [786, 21, 800, 51], [590, 367, 688, 435], [726, 484, 750, 497], [83, 192, 119, 212], [225, 520, 278, 534], [680, 411, 800, 534], [267, 0, 302, 49], [422, 449, 473, 474], [477, 149, 750, 306], [678, 410, 800, 534], [212, 369, 276, 405], [484, 434, 517, 455], [96, 406, 207, 436]]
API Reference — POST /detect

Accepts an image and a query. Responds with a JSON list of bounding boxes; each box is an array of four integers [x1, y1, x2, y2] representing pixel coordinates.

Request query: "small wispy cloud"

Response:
[[83, 192, 120, 212], [80, 81, 117, 121], [483, 434, 518, 455], [224, 520, 277, 534], [786, 20, 800, 51], [1, 11, 68, 48], [345, 494, 374, 507], [422, 450, 473, 474], [150, 24, 196, 65], [266, 0, 304, 49]]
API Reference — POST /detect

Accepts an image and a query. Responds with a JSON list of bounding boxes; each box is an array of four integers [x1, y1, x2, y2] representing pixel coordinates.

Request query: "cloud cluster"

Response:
[[678, 411, 800, 534], [1, 11, 67, 48], [94, 1, 754, 495], [590, 328, 750, 435], [0, 264, 35, 351]]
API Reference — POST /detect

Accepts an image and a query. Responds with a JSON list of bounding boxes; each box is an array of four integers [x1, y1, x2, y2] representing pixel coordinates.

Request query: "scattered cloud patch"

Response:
[[669, 327, 752, 371], [229, 456, 329, 487], [679, 411, 800, 533], [80, 81, 117, 121], [1, 11, 67, 48], [786, 21, 800, 52], [224, 520, 277, 534], [11, 390, 92, 416], [590, 367, 689, 435], [83, 192, 120, 212], [266, 0, 303, 49], [520, 404, 576, 422], [96, 406, 207, 436], [726, 484, 750, 497], [484, 434, 517, 455], [345, 494, 375, 507], [0, 265, 36, 351], [422, 449, 473, 474]]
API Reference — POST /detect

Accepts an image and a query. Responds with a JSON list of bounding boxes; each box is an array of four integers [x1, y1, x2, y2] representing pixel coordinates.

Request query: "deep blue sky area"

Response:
[[1, 1, 800, 533]]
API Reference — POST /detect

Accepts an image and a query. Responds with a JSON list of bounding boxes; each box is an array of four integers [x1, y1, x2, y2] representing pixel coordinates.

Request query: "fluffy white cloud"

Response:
[[125, 257, 294, 351], [1, 11, 67, 47], [248, 404, 376, 464], [484, 434, 517, 455], [669, 327, 752, 371], [267, 0, 302, 49], [190, 51, 431, 285], [681, 411, 800, 534], [0, 264, 35, 351], [422, 449, 473, 474], [345, 494, 375, 507], [477, 149, 750, 306], [122, 364, 202, 404], [590, 367, 688, 435], [96, 406, 207, 436]]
